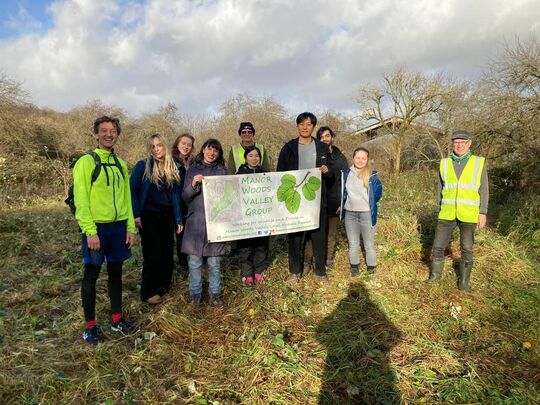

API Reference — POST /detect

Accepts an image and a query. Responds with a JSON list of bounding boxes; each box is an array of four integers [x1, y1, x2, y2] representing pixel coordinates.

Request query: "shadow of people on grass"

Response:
[[416, 205, 439, 268], [316, 282, 402, 404]]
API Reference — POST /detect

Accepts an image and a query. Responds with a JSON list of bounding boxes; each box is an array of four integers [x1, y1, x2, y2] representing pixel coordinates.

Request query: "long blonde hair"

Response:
[[143, 133, 180, 187], [352, 147, 372, 187]]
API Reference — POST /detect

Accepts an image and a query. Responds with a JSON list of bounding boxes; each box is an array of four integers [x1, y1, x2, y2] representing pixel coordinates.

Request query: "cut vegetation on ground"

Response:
[[1, 172, 538, 404]]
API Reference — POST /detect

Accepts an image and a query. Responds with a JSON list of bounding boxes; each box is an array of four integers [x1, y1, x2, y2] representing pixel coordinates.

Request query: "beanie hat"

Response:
[[238, 122, 255, 135]]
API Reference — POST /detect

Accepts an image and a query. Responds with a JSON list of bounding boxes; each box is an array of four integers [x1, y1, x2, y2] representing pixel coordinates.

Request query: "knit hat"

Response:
[[451, 130, 471, 140], [238, 122, 255, 135]]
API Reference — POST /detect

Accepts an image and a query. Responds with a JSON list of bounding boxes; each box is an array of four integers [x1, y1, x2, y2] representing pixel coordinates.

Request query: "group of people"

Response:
[[72, 114, 488, 345]]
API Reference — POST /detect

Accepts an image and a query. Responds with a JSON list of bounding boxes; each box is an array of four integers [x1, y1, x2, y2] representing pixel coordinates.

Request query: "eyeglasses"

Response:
[[453, 140, 470, 145], [241, 130, 253, 134]]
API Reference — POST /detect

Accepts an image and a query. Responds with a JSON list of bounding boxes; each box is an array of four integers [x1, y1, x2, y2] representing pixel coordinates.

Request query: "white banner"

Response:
[[202, 169, 321, 242]]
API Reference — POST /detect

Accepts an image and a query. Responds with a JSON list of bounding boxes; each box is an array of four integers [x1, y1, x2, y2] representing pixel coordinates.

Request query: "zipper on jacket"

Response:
[[110, 155, 118, 222]]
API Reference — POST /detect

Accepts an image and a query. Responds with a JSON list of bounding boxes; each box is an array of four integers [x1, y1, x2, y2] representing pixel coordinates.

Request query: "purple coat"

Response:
[[181, 162, 227, 257]]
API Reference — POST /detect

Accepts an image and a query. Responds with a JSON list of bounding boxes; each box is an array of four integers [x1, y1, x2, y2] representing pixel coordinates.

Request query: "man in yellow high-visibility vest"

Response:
[[227, 122, 271, 174], [426, 130, 489, 291]]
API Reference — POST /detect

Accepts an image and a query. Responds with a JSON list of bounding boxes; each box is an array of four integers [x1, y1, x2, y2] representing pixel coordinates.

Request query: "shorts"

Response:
[[82, 220, 131, 265]]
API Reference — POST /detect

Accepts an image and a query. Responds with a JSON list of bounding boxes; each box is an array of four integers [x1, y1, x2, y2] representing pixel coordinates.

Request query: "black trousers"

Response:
[[287, 209, 327, 276], [238, 236, 269, 278], [81, 261, 123, 322], [175, 230, 189, 270], [140, 210, 175, 300]]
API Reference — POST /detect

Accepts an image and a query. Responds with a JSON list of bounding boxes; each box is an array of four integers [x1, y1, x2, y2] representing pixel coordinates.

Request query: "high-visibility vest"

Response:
[[439, 155, 485, 223], [232, 143, 265, 172]]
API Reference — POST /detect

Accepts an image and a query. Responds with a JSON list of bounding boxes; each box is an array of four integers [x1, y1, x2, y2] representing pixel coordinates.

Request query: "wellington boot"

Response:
[[426, 260, 444, 284], [458, 261, 473, 291]]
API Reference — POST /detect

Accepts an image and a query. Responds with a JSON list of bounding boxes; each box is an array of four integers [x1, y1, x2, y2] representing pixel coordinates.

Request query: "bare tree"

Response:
[[356, 67, 449, 175], [467, 37, 540, 186]]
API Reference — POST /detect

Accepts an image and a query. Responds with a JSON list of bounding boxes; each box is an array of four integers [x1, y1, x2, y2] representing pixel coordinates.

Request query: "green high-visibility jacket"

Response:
[[73, 148, 136, 236], [438, 155, 485, 223], [227, 142, 270, 174]]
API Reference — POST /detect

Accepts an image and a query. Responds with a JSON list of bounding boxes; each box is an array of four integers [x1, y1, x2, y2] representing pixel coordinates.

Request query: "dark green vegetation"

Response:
[[0, 172, 538, 404]]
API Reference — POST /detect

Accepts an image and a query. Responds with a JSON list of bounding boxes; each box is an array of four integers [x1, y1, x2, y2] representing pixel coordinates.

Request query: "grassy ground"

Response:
[[0, 172, 538, 404]]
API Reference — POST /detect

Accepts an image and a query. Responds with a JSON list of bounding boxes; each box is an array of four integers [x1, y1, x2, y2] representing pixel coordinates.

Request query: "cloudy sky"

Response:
[[0, 0, 538, 116]]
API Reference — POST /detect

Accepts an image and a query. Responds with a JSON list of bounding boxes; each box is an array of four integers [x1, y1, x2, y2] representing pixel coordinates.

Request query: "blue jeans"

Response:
[[344, 210, 376, 267], [188, 255, 222, 296]]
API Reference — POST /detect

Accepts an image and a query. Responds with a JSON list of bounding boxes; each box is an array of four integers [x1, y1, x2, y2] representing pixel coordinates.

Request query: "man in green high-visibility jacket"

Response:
[[74, 116, 138, 344], [426, 130, 489, 291]]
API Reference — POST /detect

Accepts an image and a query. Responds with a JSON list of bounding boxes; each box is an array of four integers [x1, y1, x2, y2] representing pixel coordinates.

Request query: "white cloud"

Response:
[[0, 0, 538, 116]]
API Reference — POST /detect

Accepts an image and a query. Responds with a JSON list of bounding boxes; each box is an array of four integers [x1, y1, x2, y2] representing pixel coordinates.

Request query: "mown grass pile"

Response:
[[0, 172, 538, 404]]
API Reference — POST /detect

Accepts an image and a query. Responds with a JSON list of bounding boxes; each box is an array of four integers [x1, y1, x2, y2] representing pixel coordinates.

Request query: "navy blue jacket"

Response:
[[130, 157, 183, 225], [340, 169, 382, 226], [181, 162, 228, 257]]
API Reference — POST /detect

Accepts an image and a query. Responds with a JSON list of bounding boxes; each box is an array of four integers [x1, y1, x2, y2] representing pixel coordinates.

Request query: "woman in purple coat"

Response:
[[181, 138, 227, 306]]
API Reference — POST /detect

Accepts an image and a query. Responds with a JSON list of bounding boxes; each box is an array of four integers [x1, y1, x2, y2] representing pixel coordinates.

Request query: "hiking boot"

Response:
[[367, 266, 376, 274], [111, 318, 137, 335], [83, 325, 102, 345], [287, 273, 301, 284], [426, 260, 444, 284], [351, 264, 360, 277], [458, 261, 473, 292], [190, 293, 202, 306], [209, 294, 223, 306], [254, 273, 265, 284], [146, 294, 162, 305], [243, 276, 254, 286]]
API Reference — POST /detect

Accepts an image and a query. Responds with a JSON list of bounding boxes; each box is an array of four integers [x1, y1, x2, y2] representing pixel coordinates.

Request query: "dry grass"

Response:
[[0, 172, 539, 404]]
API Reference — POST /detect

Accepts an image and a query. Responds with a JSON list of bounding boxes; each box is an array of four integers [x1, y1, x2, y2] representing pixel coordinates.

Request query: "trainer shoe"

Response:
[[190, 293, 202, 306], [111, 318, 137, 335], [254, 273, 265, 284], [146, 294, 162, 305], [287, 273, 301, 284], [209, 294, 223, 306], [82, 325, 102, 345], [243, 276, 254, 286]]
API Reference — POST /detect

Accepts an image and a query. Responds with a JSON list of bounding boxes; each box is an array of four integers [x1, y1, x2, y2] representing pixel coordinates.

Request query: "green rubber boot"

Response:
[[458, 261, 473, 291], [426, 260, 444, 284]]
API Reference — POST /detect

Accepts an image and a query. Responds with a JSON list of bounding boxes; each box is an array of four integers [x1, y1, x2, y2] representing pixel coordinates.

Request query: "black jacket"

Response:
[[236, 164, 265, 174], [276, 137, 332, 208], [326, 146, 349, 217]]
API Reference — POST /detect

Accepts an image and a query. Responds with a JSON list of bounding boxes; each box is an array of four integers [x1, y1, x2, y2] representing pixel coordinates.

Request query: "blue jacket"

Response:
[[340, 168, 382, 226], [130, 157, 183, 225]]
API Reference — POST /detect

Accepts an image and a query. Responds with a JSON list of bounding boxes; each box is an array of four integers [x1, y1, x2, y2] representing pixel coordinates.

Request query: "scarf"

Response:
[[450, 150, 471, 162]]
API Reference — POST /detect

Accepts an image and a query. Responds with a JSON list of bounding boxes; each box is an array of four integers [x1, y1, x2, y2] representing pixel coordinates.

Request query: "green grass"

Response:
[[0, 172, 539, 404]]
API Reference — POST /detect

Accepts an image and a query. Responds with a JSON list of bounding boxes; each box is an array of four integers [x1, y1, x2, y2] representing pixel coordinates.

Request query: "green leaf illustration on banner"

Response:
[[285, 188, 301, 213], [302, 176, 321, 201], [210, 180, 235, 221], [276, 172, 319, 214]]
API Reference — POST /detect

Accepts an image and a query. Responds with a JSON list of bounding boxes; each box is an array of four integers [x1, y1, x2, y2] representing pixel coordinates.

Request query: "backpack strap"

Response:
[[88, 151, 102, 184], [110, 153, 125, 178]]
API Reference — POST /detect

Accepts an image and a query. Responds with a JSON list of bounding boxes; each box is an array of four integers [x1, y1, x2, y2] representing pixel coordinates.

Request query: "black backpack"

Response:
[[65, 151, 125, 215]]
